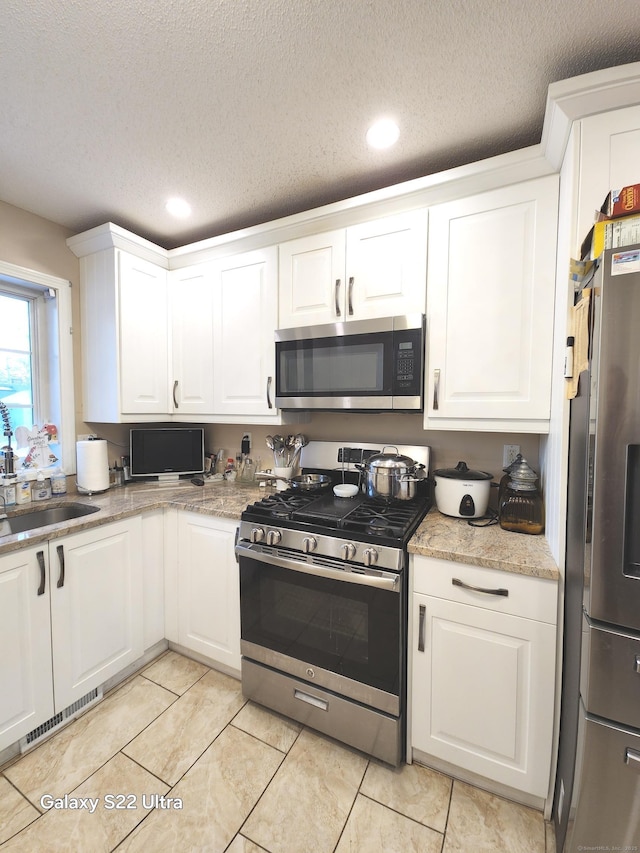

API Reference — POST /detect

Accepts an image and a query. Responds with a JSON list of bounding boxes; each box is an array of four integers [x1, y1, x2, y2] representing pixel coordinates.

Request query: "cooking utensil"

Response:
[[288, 434, 308, 470], [256, 472, 331, 491], [433, 461, 493, 518], [356, 445, 426, 501]]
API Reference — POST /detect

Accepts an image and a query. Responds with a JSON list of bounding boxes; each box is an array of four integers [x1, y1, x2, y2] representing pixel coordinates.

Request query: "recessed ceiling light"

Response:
[[165, 197, 192, 218], [366, 118, 400, 149]]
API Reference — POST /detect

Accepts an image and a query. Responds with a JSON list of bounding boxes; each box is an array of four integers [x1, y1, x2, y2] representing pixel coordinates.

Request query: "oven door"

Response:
[[237, 542, 404, 715]]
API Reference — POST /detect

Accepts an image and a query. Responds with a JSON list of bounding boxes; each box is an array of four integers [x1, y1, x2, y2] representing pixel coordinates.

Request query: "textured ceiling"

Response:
[[1, 0, 640, 249]]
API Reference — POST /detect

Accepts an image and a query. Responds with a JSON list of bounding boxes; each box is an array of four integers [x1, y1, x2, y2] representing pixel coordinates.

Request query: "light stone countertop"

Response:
[[0, 479, 560, 581], [408, 509, 559, 581], [0, 478, 266, 556]]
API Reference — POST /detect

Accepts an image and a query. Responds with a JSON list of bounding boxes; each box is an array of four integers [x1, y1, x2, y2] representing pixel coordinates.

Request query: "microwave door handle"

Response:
[[335, 279, 342, 317]]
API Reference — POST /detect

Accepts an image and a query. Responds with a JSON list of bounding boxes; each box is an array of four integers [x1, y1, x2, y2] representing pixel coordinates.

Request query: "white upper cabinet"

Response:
[[576, 105, 640, 254], [212, 247, 279, 418], [118, 253, 170, 416], [425, 175, 559, 432], [78, 247, 169, 422], [170, 263, 216, 416], [278, 210, 428, 328]]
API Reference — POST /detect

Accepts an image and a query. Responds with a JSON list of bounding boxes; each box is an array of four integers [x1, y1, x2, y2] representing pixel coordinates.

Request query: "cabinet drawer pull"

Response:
[[335, 279, 342, 317], [172, 379, 179, 409], [56, 544, 65, 589], [266, 376, 273, 409], [36, 550, 46, 596], [433, 369, 440, 410], [348, 276, 354, 316], [418, 604, 426, 652], [452, 577, 509, 597], [625, 748, 640, 767]]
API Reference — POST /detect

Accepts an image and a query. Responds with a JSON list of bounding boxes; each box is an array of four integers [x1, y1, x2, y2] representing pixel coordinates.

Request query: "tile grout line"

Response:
[[233, 721, 305, 851]]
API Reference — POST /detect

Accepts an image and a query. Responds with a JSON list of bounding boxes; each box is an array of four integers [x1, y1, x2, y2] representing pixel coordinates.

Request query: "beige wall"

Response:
[[0, 200, 88, 442], [0, 199, 541, 485]]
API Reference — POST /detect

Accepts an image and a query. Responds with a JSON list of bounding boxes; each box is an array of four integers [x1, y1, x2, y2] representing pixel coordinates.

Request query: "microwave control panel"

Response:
[[393, 328, 423, 395]]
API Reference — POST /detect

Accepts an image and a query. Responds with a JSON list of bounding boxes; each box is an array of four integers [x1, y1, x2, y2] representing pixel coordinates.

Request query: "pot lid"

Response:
[[433, 460, 493, 481], [364, 446, 416, 470]]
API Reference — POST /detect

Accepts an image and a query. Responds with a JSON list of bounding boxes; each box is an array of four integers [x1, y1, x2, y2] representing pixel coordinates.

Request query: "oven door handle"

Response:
[[236, 542, 400, 592]]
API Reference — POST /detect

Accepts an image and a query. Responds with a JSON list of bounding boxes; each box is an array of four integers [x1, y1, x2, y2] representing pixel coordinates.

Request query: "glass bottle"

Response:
[[498, 457, 545, 535]]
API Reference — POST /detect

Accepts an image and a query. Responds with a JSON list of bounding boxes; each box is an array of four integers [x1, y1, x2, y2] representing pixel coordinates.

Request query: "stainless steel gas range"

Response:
[[235, 441, 431, 766]]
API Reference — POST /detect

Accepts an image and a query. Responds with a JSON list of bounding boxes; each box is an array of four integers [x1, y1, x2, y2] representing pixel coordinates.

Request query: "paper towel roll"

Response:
[[76, 439, 109, 493]]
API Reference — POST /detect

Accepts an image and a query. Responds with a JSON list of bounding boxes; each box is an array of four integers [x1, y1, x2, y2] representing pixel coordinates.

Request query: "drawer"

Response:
[[411, 555, 557, 624], [583, 620, 640, 729]]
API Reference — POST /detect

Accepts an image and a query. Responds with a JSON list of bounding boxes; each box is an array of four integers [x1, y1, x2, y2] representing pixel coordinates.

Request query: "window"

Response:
[[0, 262, 74, 476], [0, 288, 36, 435]]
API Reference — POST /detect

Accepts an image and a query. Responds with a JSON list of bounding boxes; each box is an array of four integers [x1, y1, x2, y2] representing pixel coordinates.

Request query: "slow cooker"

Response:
[[433, 460, 493, 518]]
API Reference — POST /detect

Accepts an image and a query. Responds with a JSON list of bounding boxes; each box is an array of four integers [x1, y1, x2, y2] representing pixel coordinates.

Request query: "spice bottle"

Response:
[[498, 458, 544, 535]]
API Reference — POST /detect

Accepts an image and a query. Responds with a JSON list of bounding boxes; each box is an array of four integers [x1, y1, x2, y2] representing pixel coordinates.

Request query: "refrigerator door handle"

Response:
[[635, 655, 640, 674], [624, 747, 640, 767]]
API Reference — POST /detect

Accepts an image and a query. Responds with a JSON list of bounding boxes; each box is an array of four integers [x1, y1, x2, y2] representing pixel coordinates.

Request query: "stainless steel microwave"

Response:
[[275, 315, 425, 411]]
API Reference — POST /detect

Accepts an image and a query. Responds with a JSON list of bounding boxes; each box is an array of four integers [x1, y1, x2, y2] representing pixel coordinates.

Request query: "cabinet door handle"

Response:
[[418, 604, 426, 652], [348, 276, 354, 316], [625, 748, 640, 767], [266, 376, 273, 409], [335, 279, 342, 317], [452, 577, 509, 597], [36, 550, 46, 596], [56, 544, 65, 589], [432, 369, 440, 410], [173, 379, 179, 409]]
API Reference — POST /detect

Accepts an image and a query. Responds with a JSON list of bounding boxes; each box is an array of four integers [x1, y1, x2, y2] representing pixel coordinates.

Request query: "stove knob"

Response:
[[266, 529, 282, 546], [340, 542, 357, 561], [302, 536, 317, 553], [363, 547, 378, 567], [250, 527, 265, 543]]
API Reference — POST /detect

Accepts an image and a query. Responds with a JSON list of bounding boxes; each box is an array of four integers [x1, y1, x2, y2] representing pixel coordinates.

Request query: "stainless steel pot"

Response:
[[356, 446, 426, 501], [256, 472, 331, 491]]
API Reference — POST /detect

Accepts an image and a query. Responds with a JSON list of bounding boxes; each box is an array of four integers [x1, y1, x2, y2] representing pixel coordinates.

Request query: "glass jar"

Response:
[[50, 469, 67, 496], [498, 458, 545, 535], [498, 453, 523, 505]]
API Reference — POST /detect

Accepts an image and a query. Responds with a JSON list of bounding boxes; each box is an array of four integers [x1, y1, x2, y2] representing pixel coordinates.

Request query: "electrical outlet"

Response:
[[241, 432, 252, 452], [503, 444, 520, 467]]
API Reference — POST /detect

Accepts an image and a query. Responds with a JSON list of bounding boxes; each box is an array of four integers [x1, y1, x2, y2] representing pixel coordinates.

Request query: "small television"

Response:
[[129, 427, 205, 481]]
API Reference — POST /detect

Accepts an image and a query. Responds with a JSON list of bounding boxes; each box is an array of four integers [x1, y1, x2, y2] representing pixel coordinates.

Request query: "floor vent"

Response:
[[19, 687, 103, 753]]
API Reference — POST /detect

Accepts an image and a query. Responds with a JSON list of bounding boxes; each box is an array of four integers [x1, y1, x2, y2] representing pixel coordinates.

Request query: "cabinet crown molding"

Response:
[[67, 222, 169, 268]]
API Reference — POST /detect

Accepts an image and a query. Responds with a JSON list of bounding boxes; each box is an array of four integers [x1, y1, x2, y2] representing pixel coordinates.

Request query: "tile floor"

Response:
[[0, 651, 555, 852]]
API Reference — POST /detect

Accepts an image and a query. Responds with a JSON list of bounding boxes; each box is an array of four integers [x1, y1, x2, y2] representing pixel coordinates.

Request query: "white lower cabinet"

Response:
[[176, 512, 241, 672], [0, 546, 54, 751], [50, 519, 144, 709], [0, 517, 143, 752], [410, 555, 557, 800]]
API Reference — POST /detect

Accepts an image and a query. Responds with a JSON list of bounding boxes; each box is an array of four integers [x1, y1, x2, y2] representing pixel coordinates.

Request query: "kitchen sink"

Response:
[[0, 503, 100, 535]]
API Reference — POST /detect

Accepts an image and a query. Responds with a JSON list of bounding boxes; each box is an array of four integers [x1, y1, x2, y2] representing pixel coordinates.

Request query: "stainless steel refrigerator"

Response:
[[553, 244, 640, 851]]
